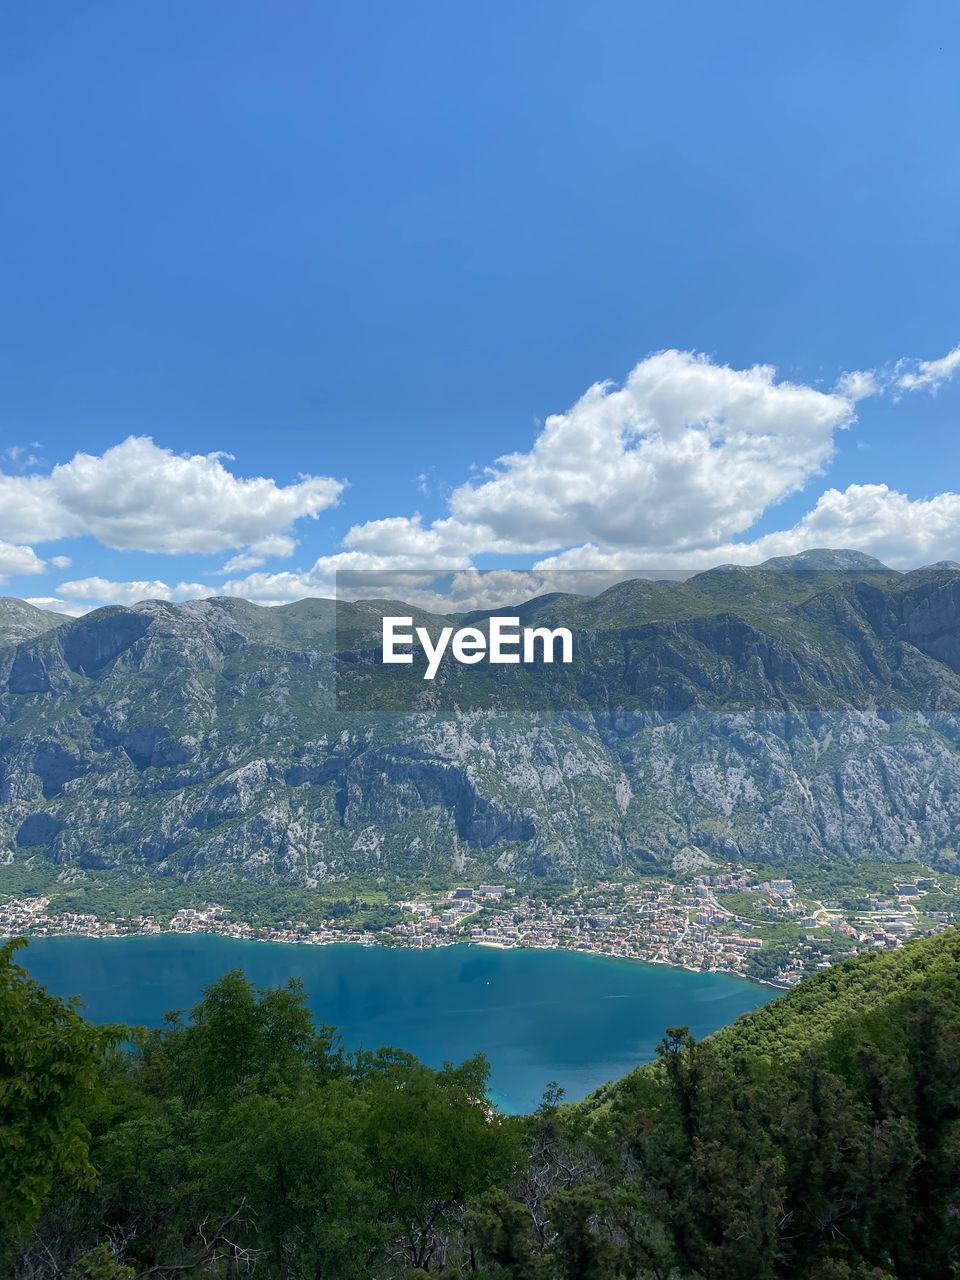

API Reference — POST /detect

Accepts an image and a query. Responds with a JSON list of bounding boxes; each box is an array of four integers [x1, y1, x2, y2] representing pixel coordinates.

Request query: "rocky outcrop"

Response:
[[3, 562, 960, 884]]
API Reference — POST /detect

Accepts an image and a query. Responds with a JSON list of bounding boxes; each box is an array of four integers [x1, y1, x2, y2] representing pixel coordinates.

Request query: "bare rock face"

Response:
[[3, 561, 960, 886]]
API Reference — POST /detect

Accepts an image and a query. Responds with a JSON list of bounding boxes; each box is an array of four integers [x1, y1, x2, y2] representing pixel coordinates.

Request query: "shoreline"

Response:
[[5, 923, 789, 990]]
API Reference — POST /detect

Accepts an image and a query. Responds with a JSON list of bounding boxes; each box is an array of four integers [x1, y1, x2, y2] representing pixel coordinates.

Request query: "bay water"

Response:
[[21, 935, 778, 1113]]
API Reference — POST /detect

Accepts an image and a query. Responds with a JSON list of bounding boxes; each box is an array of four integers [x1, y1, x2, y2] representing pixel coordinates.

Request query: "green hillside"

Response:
[[587, 925, 960, 1103]]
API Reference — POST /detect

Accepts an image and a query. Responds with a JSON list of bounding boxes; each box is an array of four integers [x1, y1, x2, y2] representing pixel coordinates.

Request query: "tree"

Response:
[[361, 1051, 521, 1271], [203, 1082, 380, 1279], [0, 939, 116, 1251]]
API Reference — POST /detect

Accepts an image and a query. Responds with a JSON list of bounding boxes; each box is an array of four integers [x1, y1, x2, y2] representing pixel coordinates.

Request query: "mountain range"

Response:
[[4, 549, 960, 887]]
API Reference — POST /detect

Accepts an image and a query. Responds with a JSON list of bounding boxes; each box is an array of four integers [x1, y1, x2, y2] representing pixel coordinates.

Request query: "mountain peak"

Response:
[[756, 549, 891, 572], [0, 597, 63, 645]]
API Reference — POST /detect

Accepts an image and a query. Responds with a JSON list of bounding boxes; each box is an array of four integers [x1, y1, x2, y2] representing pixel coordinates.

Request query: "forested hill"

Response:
[[4, 928, 959, 1277], [5, 555, 960, 884], [710, 923, 960, 1061], [586, 923, 960, 1107]]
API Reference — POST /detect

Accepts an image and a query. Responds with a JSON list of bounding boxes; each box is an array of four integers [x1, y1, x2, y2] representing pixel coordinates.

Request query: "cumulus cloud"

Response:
[[250, 534, 298, 558], [52, 558, 397, 611], [42, 480, 960, 610], [832, 343, 960, 402], [216, 551, 418, 604], [162, 349, 865, 605], [11, 343, 960, 611], [740, 484, 960, 569], [342, 514, 482, 562], [0, 540, 46, 586], [57, 577, 217, 607], [0, 436, 344, 554], [896, 343, 960, 394], [335, 350, 857, 562], [533, 484, 960, 574]]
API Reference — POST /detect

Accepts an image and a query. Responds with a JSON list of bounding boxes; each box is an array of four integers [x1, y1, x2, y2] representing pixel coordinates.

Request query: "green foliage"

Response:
[[0, 940, 117, 1252], [66, 1244, 135, 1279], [5, 930, 960, 1277], [7, 952, 522, 1277], [0, 860, 399, 930]]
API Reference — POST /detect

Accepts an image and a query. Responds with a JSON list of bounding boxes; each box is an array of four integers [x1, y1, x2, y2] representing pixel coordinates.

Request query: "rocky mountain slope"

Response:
[[0, 598, 62, 647], [3, 553, 960, 886]]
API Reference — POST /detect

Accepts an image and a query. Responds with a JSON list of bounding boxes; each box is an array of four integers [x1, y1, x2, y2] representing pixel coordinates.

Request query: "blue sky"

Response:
[[1, 1, 959, 612]]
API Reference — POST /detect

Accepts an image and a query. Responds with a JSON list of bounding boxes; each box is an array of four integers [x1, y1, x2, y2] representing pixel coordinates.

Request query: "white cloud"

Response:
[[835, 369, 879, 401], [342, 513, 483, 561], [0, 540, 45, 586], [250, 534, 297, 558], [57, 578, 173, 605], [44, 565, 549, 613], [37, 479, 960, 611], [213, 533, 298, 575], [336, 350, 857, 562], [1, 443, 45, 471], [383, 569, 589, 613], [834, 343, 960, 401], [57, 577, 217, 607], [178, 349, 862, 604], [50, 554, 72, 569], [740, 484, 960, 568], [24, 596, 91, 617], [896, 343, 960, 393], [218, 553, 385, 603], [217, 553, 267, 574], [9, 342, 959, 612], [0, 436, 344, 554], [534, 483, 960, 573]]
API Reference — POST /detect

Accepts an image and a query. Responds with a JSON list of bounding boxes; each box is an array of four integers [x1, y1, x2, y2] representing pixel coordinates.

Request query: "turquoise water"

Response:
[[20, 936, 778, 1113]]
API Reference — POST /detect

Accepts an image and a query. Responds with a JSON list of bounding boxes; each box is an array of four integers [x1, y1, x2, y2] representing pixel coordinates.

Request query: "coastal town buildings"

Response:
[[2, 868, 952, 988]]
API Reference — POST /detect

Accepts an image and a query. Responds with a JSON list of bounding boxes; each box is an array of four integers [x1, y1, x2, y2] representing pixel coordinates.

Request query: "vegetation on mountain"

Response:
[[4, 558, 960, 890], [3, 928, 958, 1278], [0, 600, 62, 648]]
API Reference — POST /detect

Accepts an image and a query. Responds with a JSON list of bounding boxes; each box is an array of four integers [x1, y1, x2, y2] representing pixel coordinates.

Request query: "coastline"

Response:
[[5, 869, 913, 992], [3, 921, 788, 990]]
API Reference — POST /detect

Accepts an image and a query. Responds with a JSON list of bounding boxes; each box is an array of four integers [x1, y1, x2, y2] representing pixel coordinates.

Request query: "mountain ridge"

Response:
[[4, 554, 960, 886]]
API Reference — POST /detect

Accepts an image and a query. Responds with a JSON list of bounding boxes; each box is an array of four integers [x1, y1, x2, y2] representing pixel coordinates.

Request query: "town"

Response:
[[2, 867, 955, 988]]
